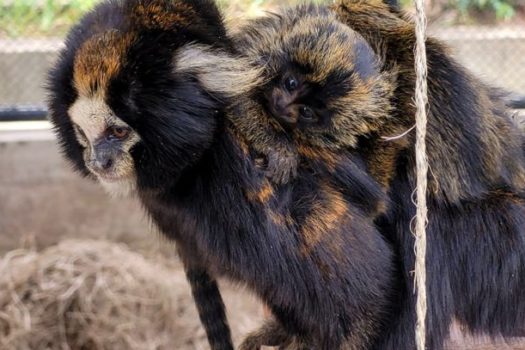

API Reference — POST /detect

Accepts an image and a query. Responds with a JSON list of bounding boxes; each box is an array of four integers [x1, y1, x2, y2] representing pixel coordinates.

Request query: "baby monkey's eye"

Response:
[[300, 106, 316, 121], [108, 126, 131, 140], [284, 76, 299, 91]]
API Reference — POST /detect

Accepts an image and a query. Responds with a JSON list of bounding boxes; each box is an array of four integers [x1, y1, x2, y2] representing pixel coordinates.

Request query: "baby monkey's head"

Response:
[[237, 5, 395, 149]]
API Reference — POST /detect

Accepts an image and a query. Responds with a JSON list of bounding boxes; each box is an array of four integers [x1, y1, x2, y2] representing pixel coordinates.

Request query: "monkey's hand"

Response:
[[238, 320, 292, 350], [265, 150, 299, 185]]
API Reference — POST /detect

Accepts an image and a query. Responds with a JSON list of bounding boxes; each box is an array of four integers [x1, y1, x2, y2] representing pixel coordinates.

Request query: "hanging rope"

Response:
[[412, 0, 429, 348]]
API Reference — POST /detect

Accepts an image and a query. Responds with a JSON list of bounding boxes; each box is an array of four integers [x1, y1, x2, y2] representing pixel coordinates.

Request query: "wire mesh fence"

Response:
[[431, 26, 525, 95], [0, 0, 524, 121], [0, 39, 62, 119]]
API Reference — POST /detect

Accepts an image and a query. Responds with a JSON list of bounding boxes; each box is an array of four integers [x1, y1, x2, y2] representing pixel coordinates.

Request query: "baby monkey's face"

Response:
[[266, 70, 329, 130], [260, 41, 390, 149], [243, 7, 395, 149]]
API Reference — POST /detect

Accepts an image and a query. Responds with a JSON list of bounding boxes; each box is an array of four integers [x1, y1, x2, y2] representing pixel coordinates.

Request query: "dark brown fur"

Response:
[[228, 5, 396, 184], [330, 1, 525, 349], [48, 1, 397, 350], [239, 1, 525, 348]]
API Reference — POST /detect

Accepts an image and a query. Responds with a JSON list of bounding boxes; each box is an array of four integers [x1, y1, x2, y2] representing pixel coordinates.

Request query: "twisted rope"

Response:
[[412, 0, 429, 348]]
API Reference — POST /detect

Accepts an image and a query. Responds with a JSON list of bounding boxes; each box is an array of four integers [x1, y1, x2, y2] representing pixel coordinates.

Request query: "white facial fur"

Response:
[[68, 95, 140, 197]]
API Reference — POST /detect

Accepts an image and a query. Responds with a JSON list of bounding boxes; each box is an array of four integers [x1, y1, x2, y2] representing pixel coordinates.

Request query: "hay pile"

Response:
[[0, 239, 204, 350]]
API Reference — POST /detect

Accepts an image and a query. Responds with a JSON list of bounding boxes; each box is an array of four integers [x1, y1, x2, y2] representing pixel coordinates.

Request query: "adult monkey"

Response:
[[47, 0, 397, 349], [330, 0, 525, 349], [48, 1, 242, 348]]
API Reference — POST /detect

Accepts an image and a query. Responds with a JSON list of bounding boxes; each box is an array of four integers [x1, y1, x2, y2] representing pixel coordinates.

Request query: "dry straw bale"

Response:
[[0, 239, 202, 350]]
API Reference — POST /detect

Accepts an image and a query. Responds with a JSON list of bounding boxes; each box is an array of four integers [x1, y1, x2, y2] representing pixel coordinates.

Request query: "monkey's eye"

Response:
[[284, 76, 299, 91], [108, 126, 131, 140], [299, 106, 317, 122]]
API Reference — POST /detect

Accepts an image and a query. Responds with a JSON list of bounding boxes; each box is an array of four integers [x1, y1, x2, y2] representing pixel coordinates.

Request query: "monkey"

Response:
[[225, 1, 525, 349], [48, 1, 255, 348], [47, 0, 398, 349], [217, 6, 401, 348], [226, 4, 399, 216], [227, 5, 397, 186], [322, 1, 525, 349]]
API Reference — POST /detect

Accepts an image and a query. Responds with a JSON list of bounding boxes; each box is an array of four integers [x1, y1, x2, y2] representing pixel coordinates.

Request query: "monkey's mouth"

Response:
[[95, 172, 130, 183]]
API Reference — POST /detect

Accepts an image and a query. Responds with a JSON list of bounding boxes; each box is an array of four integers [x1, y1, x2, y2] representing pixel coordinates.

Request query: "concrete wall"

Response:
[[0, 124, 157, 255]]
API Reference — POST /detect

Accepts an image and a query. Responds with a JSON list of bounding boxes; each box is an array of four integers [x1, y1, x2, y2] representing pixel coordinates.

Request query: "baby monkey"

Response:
[[229, 4, 395, 185], [232, 5, 396, 349]]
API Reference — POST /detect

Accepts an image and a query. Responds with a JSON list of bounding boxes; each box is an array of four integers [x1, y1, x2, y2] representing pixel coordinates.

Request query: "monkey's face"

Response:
[[48, 0, 264, 195], [265, 72, 329, 131], [240, 5, 395, 149], [68, 96, 140, 196]]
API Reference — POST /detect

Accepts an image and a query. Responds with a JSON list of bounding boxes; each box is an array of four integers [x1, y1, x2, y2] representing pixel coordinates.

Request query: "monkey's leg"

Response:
[[239, 319, 292, 350], [186, 268, 234, 350]]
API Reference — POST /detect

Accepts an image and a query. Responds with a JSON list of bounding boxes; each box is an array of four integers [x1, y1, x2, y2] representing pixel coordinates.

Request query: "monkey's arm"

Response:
[[229, 99, 299, 184], [177, 246, 233, 350]]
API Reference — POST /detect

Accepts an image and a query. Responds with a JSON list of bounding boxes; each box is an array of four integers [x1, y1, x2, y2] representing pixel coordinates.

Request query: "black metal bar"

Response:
[[385, 0, 399, 10], [0, 91, 522, 123], [0, 106, 48, 122], [508, 95, 525, 109]]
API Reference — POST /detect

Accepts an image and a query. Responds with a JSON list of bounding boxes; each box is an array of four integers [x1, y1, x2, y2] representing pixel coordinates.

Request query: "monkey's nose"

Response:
[[275, 96, 288, 112], [90, 156, 114, 173], [276, 108, 299, 129], [272, 89, 293, 112]]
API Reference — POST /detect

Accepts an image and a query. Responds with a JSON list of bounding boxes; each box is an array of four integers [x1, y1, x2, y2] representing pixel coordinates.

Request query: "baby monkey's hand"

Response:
[[265, 150, 299, 185]]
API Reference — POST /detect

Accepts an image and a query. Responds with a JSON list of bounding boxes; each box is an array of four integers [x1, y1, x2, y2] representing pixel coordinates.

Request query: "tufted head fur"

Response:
[[47, 0, 262, 195]]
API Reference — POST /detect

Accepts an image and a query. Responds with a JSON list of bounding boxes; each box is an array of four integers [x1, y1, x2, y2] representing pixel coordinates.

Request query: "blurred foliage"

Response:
[[0, 0, 323, 37], [401, 0, 517, 20], [0, 0, 520, 38], [0, 0, 99, 37], [0, 0, 284, 37], [455, 0, 516, 19]]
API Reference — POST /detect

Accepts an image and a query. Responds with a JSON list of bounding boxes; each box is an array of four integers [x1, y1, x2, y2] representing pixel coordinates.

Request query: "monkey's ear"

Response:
[[173, 44, 266, 98]]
